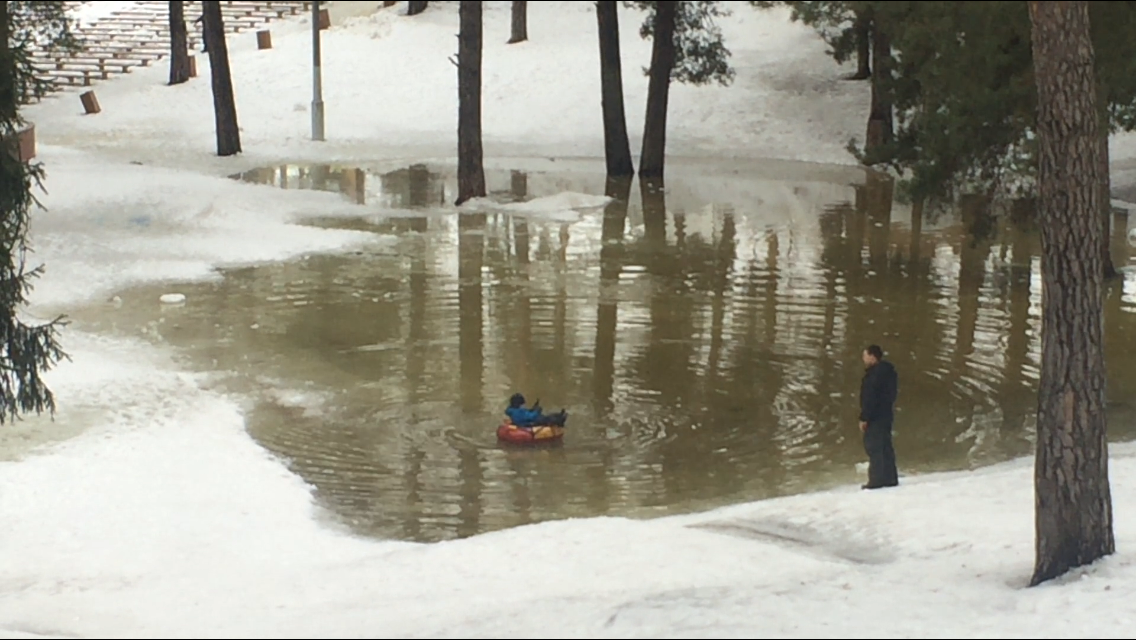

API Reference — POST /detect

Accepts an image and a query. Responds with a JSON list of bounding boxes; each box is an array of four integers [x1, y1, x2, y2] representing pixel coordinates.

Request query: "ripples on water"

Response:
[[65, 162, 1136, 542]]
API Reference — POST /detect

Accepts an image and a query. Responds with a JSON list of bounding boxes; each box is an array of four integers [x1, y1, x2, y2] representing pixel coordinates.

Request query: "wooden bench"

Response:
[[45, 69, 95, 87], [30, 55, 138, 75]]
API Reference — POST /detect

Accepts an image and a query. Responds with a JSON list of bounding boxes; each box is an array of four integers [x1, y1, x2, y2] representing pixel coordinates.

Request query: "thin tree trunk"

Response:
[[865, 19, 893, 154], [851, 9, 871, 80], [202, 1, 241, 156], [168, 1, 191, 85], [456, 0, 485, 205], [0, 0, 12, 123], [407, 0, 427, 16], [597, 0, 633, 177], [1098, 127, 1118, 279], [638, 0, 677, 180], [508, 0, 527, 44], [1027, 0, 1114, 587]]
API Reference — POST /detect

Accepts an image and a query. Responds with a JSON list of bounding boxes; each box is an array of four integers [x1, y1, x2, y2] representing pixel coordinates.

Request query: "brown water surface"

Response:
[[62, 161, 1136, 542]]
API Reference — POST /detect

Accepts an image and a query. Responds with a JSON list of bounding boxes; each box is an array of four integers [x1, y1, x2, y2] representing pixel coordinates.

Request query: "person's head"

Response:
[[509, 393, 526, 408], [862, 344, 884, 367]]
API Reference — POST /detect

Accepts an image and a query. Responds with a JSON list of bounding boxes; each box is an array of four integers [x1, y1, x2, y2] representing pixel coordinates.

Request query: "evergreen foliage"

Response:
[[625, 1, 735, 86]]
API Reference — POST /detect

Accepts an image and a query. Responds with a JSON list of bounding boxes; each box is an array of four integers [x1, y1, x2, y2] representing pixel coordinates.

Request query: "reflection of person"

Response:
[[505, 393, 567, 428], [858, 344, 899, 489]]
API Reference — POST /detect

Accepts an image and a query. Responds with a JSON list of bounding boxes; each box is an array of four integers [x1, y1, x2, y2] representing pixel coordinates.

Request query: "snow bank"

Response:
[[25, 146, 382, 311]]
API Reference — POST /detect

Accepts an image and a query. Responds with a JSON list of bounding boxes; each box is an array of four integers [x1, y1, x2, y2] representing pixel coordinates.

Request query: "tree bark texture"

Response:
[[1098, 127, 1117, 279], [852, 9, 871, 80], [168, 1, 191, 85], [202, 1, 240, 156], [638, 0, 677, 180], [508, 0, 527, 44], [1027, 0, 1114, 587], [597, 0, 633, 177], [865, 20, 893, 153], [407, 0, 427, 16], [456, 0, 485, 205]]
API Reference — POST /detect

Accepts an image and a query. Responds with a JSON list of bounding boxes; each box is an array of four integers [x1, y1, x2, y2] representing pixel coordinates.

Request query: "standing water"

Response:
[[61, 160, 1136, 542]]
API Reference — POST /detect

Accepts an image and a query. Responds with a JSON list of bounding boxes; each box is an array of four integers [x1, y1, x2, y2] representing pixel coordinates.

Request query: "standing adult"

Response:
[[859, 344, 899, 489]]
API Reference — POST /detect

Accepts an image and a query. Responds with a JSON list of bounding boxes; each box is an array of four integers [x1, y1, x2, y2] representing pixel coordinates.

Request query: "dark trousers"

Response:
[[863, 419, 898, 488]]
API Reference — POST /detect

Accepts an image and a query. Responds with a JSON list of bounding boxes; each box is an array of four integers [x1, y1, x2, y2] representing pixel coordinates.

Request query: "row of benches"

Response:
[[28, 1, 312, 93]]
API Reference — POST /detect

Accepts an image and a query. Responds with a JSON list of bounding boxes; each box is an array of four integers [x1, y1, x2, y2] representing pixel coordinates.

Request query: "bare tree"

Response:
[[639, 0, 677, 179], [202, 1, 240, 156], [168, 0, 191, 85], [508, 0, 527, 43], [456, 0, 485, 205], [1027, 0, 1114, 587], [597, 0, 633, 176], [407, 0, 428, 16]]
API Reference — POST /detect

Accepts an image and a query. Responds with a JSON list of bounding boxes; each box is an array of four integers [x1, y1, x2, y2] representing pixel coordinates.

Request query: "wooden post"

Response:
[[318, 8, 330, 30], [80, 90, 101, 115], [256, 29, 272, 49], [188, 55, 197, 78], [18, 124, 35, 162], [4, 124, 36, 163]]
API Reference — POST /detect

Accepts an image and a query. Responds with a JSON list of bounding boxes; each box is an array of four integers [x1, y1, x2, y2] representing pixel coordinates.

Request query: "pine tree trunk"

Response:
[[596, 0, 633, 177], [852, 9, 871, 80], [1098, 128, 1118, 279], [202, 1, 240, 156], [456, 0, 485, 205], [865, 20, 893, 154], [639, 0, 677, 180], [1027, 0, 1114, 588], [508, 0, 527, 44], [168, 1, 191, 85], [0, 0, 12, 123], [407, 0, 427, 16]]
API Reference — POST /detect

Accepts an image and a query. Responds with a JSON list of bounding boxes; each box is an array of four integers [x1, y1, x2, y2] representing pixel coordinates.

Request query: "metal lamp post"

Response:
[[311, 0, 325, 141]]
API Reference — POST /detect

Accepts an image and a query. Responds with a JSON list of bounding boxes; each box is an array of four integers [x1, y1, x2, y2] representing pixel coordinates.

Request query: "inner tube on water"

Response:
[[496, 420, 565, 445]]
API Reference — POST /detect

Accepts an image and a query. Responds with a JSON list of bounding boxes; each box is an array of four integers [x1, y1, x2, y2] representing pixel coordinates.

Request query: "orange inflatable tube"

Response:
[[496, 418, 565, 445]]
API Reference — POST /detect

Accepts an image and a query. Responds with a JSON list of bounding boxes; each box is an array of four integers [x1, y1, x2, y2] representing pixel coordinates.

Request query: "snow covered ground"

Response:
[[3, 1, 1136, 638]]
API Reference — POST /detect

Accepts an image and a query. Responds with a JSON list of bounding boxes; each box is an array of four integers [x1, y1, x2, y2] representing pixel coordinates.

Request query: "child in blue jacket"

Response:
[[505, 393, 567, 428]]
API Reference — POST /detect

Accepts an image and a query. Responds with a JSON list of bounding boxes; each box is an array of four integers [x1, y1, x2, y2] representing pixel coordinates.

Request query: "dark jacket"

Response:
[[859, 359, 898, 424]]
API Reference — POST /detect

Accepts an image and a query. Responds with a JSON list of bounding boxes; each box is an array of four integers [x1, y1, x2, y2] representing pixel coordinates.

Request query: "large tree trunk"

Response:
[[851, 8, 871, 80], [597, 0, 633, 177], [456, 0, 485, 205], [864, 19, 893, 154], [1098, 128, 1118, 279], [407, 0, 427, 16], [1027, 0, 1114, 587], [168, 1, 191, 85], [508, 0, 527, 44], [202, 1, 240, 156], [638, 0, 677, 180]]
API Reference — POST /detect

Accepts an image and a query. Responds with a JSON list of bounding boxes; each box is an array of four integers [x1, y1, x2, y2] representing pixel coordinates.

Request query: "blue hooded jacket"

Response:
[[505, 405, 543, 427]]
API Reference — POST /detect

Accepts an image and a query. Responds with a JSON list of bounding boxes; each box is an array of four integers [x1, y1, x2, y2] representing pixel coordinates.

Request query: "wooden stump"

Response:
[[318, 8, 330, 30], [4, 123, 35, 162], [18, 124, 35, 162], [188, 55, 197, 78], [80, 90, 101, 115], [256, 30, 272, 49]]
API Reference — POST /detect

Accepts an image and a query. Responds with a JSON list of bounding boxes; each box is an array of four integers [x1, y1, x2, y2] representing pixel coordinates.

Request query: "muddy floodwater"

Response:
[[61, 160, 1136, 542]]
